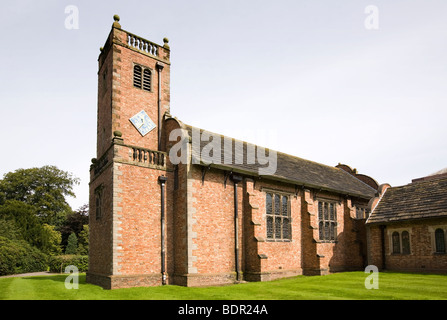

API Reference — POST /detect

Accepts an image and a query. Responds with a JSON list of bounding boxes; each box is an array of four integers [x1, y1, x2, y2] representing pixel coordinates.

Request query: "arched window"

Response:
[[392, 232, 400, 254], [401, 231, 410, 254], [435, 229, 446, 253], [94, 185, 104, 220]]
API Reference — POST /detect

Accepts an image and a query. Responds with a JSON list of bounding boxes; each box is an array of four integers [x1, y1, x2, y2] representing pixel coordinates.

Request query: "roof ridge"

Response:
[[396, 175, 447, 189], [366, 186, 389, 224], [337, 166, 377, 193]]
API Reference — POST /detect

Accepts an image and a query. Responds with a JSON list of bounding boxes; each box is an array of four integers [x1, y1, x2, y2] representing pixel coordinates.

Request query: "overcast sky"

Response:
[[1, 0, 446, 210]]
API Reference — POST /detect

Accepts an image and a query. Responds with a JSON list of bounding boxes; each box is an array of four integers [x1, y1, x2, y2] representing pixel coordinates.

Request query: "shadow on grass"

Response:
[[21, 274, 86, 284]]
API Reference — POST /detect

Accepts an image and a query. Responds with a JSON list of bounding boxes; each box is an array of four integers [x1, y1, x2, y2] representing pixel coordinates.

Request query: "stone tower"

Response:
[[87, 15, 171, 289]]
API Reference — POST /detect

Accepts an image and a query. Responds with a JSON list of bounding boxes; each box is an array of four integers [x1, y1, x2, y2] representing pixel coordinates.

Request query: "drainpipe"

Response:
[[159, 175, 168, 285], [379, 225, 386, 270], [231, 174, 243, 282], [156, 62, 164, 151]]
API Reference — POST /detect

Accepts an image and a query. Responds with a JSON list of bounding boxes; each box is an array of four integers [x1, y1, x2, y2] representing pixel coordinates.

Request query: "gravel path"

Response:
[[0, 271, 60, 278]]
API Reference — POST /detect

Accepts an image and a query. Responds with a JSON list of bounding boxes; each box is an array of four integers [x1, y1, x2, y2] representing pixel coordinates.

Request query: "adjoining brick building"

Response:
[[87, 16, 380, 289], [366, 171, 447, 274]]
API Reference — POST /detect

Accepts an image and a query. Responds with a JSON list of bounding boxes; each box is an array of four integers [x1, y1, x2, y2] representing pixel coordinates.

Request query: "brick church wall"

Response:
[[88, 17, 373, 289], [88, 164, 113, 277], [173, 168, 306, 285], [368, 218, 447, 273], [245, 180, 302, 281], [300, 189, 367, 275]]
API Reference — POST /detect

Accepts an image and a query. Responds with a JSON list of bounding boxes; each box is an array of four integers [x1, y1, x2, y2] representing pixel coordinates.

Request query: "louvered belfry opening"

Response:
[[133, 64, 151, 92], [133, 65, 142, 88], [143, 69, 151, 91]]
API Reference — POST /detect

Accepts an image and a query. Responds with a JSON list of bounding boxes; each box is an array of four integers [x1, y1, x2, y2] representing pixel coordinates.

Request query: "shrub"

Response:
[[0, 236, 48, 276], [48, 255, 88, 273]]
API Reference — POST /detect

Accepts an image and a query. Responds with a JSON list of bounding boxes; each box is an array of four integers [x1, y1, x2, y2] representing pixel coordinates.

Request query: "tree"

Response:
[[0, 166, 80, 225], [0, 218, 22, 241], [0, 200, 42, 247], [0, 201, 62, 255], [0, 166, 81, 275], [40, 224, 62, 256], [59, 204, 88, 249], [65, 232, 78, 255], [77, 225, 89, 255]]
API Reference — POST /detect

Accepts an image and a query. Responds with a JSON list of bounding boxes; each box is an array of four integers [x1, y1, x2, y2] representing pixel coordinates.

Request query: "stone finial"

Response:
[[113, 14, 121, 29], [163, 37, 170, 49], [113, 130, 124, 144]]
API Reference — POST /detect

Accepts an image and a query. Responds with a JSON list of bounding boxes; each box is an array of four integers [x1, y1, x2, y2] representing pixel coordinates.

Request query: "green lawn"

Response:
[[1, 271, 446, 300]]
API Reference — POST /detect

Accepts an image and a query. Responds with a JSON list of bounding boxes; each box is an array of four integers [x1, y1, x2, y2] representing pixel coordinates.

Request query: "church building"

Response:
[[366, 171, 447, 274], [87, 16, 379, 289]]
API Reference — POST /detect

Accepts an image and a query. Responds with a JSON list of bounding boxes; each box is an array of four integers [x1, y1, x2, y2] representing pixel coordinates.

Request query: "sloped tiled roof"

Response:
[[183, 124, 376, 199], [366, 176, 447, 224], [430, 167, 447, 176]]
